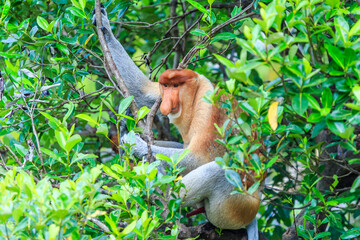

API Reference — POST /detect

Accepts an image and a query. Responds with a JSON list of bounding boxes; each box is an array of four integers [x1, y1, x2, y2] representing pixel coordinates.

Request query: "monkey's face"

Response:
[[158, 69, 199, 118]]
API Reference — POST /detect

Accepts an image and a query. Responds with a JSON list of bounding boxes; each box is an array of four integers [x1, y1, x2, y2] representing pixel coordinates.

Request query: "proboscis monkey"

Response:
[[93, 7, 262, 239]]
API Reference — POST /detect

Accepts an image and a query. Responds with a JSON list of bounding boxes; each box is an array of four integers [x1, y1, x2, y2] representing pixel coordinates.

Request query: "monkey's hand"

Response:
[[92, 3, 111, 34], [120, 131, 148, 159]]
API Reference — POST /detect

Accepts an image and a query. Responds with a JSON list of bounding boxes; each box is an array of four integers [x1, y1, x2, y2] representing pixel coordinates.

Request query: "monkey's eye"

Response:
[[163, 84, 168, 87], [174, 84, 179, 88]]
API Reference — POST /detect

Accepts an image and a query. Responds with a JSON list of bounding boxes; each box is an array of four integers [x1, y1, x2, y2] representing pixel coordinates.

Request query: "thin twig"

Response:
[[89, 218, 110, 233], [151, 13, 204, 77], [179, 3, 255, 68], [145, 97, 162, 163]]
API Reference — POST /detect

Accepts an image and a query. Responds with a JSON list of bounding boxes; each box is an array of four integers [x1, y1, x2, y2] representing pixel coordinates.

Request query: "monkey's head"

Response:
[[158, 69, 199, 119]]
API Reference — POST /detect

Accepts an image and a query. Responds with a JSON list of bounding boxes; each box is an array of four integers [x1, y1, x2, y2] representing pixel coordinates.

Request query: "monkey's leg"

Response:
[[181, 161, 260, 237], [180, 161, 222, 206]]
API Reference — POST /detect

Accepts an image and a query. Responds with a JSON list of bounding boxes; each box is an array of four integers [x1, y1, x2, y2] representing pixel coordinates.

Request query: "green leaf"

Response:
[[0, 0, 11, 22], [14, 144, 27, 157], [325, 0, 339, 7], [65, 134, 82, 153], [41, 147, 61, 161], [292, 93, 308, 116], [344, 48, 356, 69], [305, 94, 321, 112], [351, 176, 360, 193], [71, 0, 81, 9], [186, 0, 209, 16], [210, 32, 237, 44], [76, 113, 98, 127], [340, 227, 360, 239], [334, 16, 349, 44], [265, 156, 278, 169], [340, 141, 357, 152], [121, 221, 136, 236], [96, 124, 108, 136], [55, 130, 67, 151], [213, 53, 235, 68], [79, 0, 86, 10], [314, 232, 331, 239], [226, 79, 236, 93], [67, 6, 87, 19], [207, 0, 215, 6], [177, 149, 191, 165], [118, 96, 134, 115], [349, 17, 360, 37], [136, 106, 150, 122], [36, 16, 49, 32], [56, 44, 69, 55], [156, 175, 176, 185], [49, 224, 60, 240], [190, 29, 208, 36], [101, 98, 116, 115], [40, 112, 63, 130], [0, 52, 18, 58], [63, 102, 75, 123], [302, 58, 312, 76], [231, 6, 242, 17], [321, 87, 332, 112], [71, 153, 98, 166], [326, 120, 348, 138], [307, 113, 323, 123], [326, 44, 345, 69], [247, 181, 260, 195], [225, 169, 243, 189], [352, 85, 360, 102], [156, 154, 172, 163]]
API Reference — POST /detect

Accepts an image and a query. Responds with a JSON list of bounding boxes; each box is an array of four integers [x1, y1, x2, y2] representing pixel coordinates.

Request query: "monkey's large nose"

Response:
[[160, 89, 179, 115], [160, 102, 171, 115], [160, 101, 179, 115]]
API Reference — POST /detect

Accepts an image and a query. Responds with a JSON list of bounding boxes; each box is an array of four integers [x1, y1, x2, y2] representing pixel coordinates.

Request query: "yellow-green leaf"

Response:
[[268, 101, 279, 130]]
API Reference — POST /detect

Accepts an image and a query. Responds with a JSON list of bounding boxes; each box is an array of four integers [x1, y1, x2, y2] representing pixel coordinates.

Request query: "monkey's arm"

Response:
[[125, 134, 204, 175], [153, 140, 183, 149], [93, 7, 160, 108]]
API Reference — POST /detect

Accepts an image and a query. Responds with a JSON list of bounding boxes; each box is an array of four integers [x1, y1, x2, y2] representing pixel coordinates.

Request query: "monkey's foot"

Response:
[[91, 3, 106, 26]]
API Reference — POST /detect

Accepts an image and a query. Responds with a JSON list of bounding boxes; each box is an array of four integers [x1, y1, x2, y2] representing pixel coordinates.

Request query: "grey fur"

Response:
[[153, 140, 184, 149], [92, 10, 157, 109]]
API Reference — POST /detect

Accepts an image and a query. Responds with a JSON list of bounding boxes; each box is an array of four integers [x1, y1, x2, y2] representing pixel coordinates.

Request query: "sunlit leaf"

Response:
[[0, 0, 11, 22], [36, 16, 49, 32], [268, 101, 279, 130], [186, 0, 209, 16], [118, 96, 134, 115], [65, 134, 82, 153]]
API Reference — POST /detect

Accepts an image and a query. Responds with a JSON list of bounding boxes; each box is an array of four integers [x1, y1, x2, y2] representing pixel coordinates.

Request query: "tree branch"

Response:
[[179, 3, 255, 69], [145, 97, 162, 163]]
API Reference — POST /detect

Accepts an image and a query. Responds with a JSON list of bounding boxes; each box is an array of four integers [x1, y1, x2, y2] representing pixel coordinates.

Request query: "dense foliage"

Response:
[[0, 0, 360, 239]]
